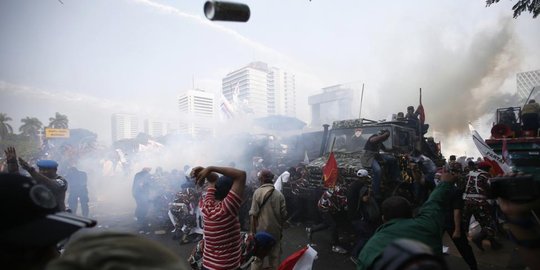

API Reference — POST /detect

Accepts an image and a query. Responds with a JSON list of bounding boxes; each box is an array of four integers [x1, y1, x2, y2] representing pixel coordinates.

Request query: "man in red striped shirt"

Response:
[[193, 166, 246, 270]]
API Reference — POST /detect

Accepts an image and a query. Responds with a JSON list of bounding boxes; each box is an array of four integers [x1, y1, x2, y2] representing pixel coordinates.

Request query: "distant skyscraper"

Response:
[[111, 113, 138, 142], [308, 84, 360, 127], [144, 119, 170, 138], [178, 89, 215, 137], [517, 70, 540, 101], [222, 61, 296, 117]]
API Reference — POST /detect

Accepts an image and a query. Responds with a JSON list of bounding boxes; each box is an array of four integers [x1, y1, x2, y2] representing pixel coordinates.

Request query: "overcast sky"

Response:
[[1, 0, 539, 156]]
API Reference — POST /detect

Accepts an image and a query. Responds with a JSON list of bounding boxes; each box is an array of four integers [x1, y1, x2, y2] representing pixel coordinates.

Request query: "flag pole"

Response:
[[417, 88, 423, 150], [359, 83, 365, 119]]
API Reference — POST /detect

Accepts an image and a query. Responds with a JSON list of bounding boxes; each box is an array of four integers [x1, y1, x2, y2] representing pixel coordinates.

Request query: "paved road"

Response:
[[82, 197, 524, 270]]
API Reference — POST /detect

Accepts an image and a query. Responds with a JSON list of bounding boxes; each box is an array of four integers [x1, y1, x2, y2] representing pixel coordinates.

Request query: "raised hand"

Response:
[[4, 146, 17, 163]]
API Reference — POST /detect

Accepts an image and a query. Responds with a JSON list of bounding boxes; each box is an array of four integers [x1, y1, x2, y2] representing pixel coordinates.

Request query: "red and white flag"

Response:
[[278, 245, 317, 270], [469, 124, 512, 176]]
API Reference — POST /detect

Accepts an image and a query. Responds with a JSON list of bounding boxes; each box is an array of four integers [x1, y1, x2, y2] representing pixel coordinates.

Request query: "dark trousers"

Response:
[[134, 197, 149, 227], [311, 211, 339, 245], [68, 193, 89, 217], [522, 113, 539, 132], [351, 220, 377, 257], [287, 195, 305, 223], [445, 225, 478, 270]]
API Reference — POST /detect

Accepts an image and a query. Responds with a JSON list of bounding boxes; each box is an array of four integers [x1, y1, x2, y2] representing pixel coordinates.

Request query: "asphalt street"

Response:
[[78, 196, 524, 270]]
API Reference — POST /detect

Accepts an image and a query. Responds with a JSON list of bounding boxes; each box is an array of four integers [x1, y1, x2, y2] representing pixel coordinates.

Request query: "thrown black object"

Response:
[[204, 1, 250, 22]]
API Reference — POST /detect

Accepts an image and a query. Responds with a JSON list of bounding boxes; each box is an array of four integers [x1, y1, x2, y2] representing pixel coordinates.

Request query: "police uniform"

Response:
[[36, 160, 68, 212]]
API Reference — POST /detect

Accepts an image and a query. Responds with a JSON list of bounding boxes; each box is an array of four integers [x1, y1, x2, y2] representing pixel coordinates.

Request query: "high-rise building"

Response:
[[144, 119, 170, 138], [111, 113, 138, 142], [517, 70, 540, 101], [308, 84, 360, 127], [222, 62, 296, 117], [178, 89, 215, 137]]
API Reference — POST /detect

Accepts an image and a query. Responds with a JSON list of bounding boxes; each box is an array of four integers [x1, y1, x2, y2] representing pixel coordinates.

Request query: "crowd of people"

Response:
[[2, 139, 540, 270]]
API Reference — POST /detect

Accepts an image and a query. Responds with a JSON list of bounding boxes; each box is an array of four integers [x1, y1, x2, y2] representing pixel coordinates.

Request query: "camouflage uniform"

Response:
[[462, 169, 496, 245]]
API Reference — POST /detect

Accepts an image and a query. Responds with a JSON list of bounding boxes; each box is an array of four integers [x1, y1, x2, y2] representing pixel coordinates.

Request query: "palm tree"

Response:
[[48, 112, 69, 129], [0, 113, 14, 140], [19, 117, 43, 138]]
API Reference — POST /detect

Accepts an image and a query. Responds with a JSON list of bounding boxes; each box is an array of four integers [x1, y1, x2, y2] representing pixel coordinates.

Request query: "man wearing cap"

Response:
[[192, 165, 246, 270], [463, 161, 501, 250], [249, 169, 287, 270], [348, 169, 380, 264], [0, 173, 96, 270], [5, 147, 68, 211]]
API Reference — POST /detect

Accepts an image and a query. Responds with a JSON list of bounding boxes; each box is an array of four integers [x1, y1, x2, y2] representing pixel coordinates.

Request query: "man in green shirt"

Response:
[[357, 172, 456, 270]]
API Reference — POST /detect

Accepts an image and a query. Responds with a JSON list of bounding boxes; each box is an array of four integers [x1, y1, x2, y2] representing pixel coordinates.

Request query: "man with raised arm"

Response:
[[4, 147, 68, 211], [192, 165, 246, 270]]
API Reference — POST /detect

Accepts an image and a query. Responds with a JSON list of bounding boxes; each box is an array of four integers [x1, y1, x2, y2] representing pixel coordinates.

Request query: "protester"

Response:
[[274, 166, 295, 192], [463, 162, 501, 250], [65, 166, 90, 217], [356, 171, 457, 270], [409, 150, 437, 202], [521, 99, 540, 132], [348, 169, 381, 265], [372, 239, 448, 270], [188, 231, 276, 270], [249, 169, 287, 270], [442, 177, 478, 270], [307, 184, 348, 254], [132, 167, 152, 231], [496, 179, 540, 270], [5, 147, 68, 211], [193, 165, 246, 270], [285, 166, 309, 226], [46, 232, 188, 270], [360, 129, 398, 201], [0, 173, 96, 270]]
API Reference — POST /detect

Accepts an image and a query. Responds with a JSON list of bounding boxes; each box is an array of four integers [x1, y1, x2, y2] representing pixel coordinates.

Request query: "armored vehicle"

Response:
[[306, 118, 419, 188]]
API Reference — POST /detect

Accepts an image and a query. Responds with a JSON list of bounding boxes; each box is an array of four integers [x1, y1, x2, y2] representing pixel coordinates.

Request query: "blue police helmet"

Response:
[[36, 160, 59, 169], [255, 231, 276, 249]]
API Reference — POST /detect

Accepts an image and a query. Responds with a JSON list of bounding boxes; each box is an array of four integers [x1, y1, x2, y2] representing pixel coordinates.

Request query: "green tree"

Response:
[[0, 113, 14, 140], [48, 112, 69, 129], [19, 117, 43, 138], [487, 0, 540, 18]]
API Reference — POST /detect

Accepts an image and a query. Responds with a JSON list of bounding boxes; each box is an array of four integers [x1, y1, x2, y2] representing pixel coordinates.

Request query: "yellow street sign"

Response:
[[45, 128, 70, 138]]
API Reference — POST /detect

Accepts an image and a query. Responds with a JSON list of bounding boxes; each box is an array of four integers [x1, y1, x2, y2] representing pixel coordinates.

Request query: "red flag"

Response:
[[417, 104, 425, 125], [417, 88, 425, 125], [322, 152, 338, 188]]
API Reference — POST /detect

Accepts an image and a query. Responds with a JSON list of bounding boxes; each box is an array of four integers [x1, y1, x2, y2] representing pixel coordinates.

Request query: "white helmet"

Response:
[[356, 169, 371, 178]]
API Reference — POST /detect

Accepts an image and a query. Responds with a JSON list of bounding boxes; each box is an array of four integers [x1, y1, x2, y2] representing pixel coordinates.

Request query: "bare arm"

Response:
[[250, 215, 258, 234], [18, 157, 59, 191], [195, 166, 246, 196]]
